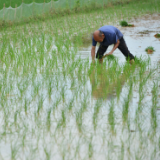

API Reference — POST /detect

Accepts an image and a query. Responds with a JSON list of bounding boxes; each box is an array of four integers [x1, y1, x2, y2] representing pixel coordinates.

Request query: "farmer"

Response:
[[91, 25, 135, 64]]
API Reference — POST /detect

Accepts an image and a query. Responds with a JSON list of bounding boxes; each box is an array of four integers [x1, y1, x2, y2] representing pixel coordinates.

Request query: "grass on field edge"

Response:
[[0, 0, 148, 30]]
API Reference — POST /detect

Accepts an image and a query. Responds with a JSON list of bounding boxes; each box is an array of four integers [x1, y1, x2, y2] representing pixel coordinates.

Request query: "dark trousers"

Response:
[[96, 37, 135, 60]]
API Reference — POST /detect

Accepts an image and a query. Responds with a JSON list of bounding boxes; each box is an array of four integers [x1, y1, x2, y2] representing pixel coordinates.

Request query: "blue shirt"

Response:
[[92, 25, 123, 46]]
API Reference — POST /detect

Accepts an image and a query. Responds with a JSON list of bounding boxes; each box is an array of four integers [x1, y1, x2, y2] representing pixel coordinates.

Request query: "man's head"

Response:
[[93, 30, 105, 42]]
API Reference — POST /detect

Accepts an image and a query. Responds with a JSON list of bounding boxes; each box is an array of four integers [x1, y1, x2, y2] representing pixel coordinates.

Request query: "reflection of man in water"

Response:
[[91, 25, 135, 63], [89, 66, 125, 100]]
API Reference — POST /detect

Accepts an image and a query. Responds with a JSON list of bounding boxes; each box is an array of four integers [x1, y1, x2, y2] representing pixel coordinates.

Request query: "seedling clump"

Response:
[[154, 33, 160, 38], [120, 20, 128, 26], [145, 46, 155, 54], [120, 20, 134, 27], [106, 54, 116, 60]]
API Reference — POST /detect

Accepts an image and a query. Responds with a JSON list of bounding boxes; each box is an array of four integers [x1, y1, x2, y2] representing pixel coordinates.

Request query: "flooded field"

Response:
[[0, 2, 160, 159]]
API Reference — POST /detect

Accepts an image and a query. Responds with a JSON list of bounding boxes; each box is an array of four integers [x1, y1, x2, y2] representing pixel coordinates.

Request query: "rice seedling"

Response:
[[119, 20, 134, 27], [105, 54, 116, 61], [145, 46, 155, 54], [108, 100, 116, 134], [154, 33, 160, 38], [151, 82, 158, 131], [120, 20, 128, 26], [93, 99, 102, 131]]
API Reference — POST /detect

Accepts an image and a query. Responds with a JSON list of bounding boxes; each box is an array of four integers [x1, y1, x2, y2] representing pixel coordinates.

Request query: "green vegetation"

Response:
[[0, 0, 160, 159], [145, 46, 155, 53], [120, 20, 134, 27], [154, 33, 160, 38], [120, 20, 128, 26], [105, 54, 116, 60]]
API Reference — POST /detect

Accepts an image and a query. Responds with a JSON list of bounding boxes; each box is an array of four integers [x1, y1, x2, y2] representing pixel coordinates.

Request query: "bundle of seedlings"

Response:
[[154, 33, 160, 38], [145, 46, 155, 54], [120, 20, 134, 27], [102, 54, 116, 61]]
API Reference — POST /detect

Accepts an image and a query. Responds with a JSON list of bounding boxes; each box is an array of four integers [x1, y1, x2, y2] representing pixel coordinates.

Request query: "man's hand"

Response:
[[102, 40, 120, 59], [107, 52, 113, 55], [102, 52, 112, 58]]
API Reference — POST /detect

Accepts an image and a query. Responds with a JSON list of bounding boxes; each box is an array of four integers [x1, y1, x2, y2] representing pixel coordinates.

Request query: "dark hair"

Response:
[[99, 30, 103, 37]]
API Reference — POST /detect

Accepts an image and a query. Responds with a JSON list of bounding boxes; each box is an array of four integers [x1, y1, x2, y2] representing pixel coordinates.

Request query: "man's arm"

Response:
[[91, 46, 96, 62], [103, 39, 120, 58]]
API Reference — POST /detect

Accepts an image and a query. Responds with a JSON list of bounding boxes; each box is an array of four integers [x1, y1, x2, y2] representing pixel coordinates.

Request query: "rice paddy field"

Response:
[[0, 0, 160, 159]]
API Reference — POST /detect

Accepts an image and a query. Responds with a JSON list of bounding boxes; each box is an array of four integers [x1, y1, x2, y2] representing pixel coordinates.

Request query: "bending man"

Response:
[[91, 25, 135, 63]]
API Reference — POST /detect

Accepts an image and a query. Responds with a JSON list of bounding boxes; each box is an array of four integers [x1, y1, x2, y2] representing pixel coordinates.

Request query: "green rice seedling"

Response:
[[108, 100, 116, 134], [44, 148, 51, 160], [22, 133, 26, 149], [105, 54, 116, 61], [46, 108, 52, 131], [14, 110, 19, 126], [61, 85, 66, 102], [88, 136, 93, 159], [154, 33, 160, 38], [37, 94, 44, 115], [119, 20, 134, 27], [120, 20, 128, 26], [93, 99, 102, 131], [11, 143, 19, 160], [122, 96, 130, 124], [151, 82, 158, 131], [33, 82, 40, 99], [67, 97, 75, 112], [145, 46, 155, 54], [61, 109, 66, 128], [120, 141, 124, 160], [128, 80, 133, 101], [24, 97, 29, 114], [47, 78, 53, 99], [76, 110, 83, 133]]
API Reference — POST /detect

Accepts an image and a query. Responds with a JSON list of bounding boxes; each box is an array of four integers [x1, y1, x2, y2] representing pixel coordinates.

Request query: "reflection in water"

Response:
[[89, 63, 126, 100]]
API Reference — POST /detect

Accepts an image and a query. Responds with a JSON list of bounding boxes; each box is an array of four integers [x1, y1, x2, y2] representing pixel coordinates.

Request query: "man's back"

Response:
[[92, 25, 123, 46]]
